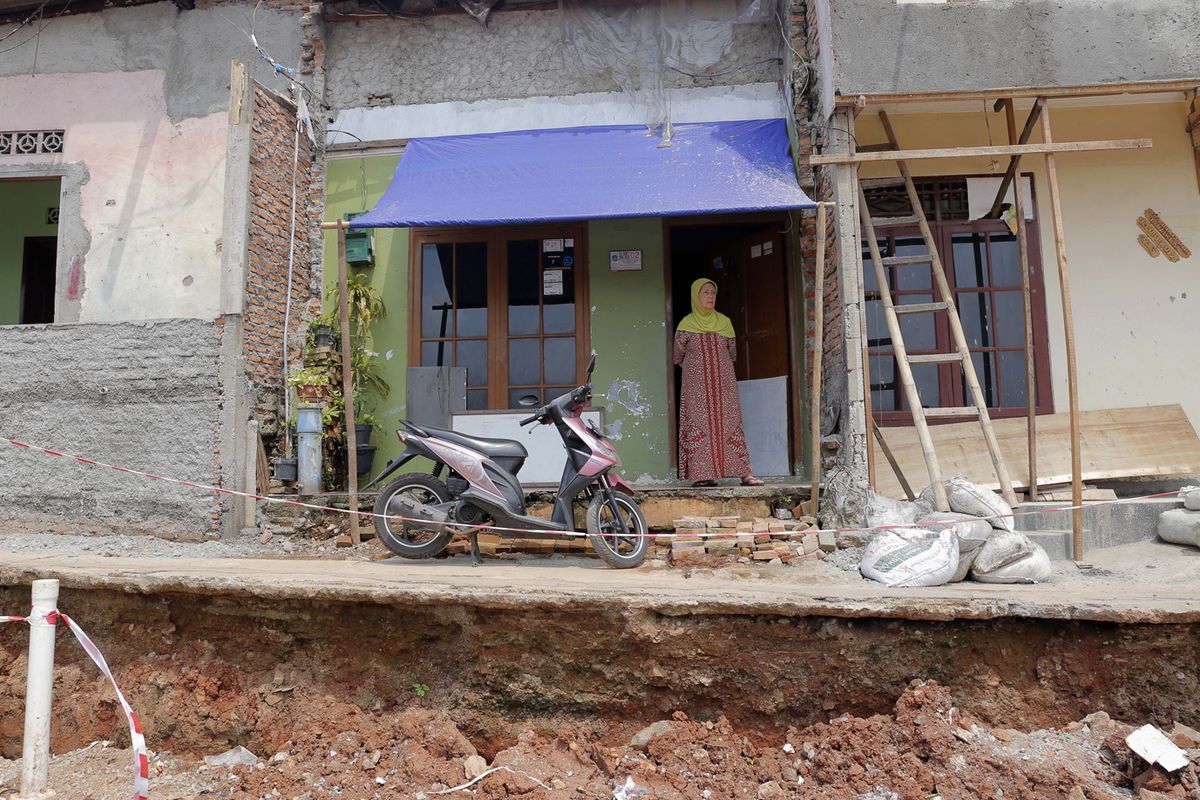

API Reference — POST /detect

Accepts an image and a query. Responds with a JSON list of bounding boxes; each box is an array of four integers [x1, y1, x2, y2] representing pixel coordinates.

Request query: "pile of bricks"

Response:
[[657, 515, 835, 567], [444, 532, 593, 557]]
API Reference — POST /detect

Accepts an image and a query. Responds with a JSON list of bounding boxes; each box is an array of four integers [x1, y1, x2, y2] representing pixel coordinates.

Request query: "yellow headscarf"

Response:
[[676, 278, 736, 338]]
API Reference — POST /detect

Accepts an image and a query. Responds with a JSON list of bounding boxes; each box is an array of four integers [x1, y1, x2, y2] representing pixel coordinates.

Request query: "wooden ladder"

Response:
[[858, 111, 1018, 511]]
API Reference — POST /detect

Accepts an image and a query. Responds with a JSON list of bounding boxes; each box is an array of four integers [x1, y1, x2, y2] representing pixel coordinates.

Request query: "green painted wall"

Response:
[[320, 167, 677, 483], [322, 156, 411, 472], [587, 218, 673, 482], [0, 180, 60, 325]]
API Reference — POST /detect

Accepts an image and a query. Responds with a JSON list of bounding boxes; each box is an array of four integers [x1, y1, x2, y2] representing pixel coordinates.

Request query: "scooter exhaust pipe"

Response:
[[385, 495, 453, 535]]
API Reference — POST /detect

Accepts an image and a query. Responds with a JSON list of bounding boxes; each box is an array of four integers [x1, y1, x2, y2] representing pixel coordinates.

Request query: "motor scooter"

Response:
[[365, 355, 648, 568]]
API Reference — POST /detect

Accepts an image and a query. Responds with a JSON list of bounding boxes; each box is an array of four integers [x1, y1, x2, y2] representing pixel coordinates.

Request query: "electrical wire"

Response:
[[666, 56, 781, 80], [0, 0, 51, 44], [0, 0, 70, 56]]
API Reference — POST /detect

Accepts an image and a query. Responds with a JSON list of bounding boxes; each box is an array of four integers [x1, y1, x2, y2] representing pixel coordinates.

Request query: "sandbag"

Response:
[[859, 529, 959, 588], [865, 491, 934, 528], [1182, 488, 1200, 512], [944, 477, 1015, 532], [1157, 508, 1200, 548], [971, 530, 1034, 574], [947, 521, 992, 583], [971, 542, 1052, 584]]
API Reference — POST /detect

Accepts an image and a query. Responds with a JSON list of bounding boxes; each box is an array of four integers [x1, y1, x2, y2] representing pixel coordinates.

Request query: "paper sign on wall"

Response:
[[543, 238, 565, 253], [543, 268, 564, 296], [610, 250, 642, 271]]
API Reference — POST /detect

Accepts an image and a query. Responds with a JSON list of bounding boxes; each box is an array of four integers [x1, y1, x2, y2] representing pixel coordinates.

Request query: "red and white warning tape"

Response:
[[2, 609, 149, 800], [0, 436, 1190, 540]]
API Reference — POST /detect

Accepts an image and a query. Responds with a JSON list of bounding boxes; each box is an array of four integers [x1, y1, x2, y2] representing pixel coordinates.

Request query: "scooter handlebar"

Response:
[[519, 413, 541, 426]]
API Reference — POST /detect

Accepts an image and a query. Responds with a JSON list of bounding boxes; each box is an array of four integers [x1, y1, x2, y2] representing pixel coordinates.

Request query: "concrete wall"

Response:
[[0, 318, 224, 539], [324, 5, 781, 112], [822, 0, 1200, 98], [854, 98, 1200, 430], [0, 2, 305, 324], [0, 179, 60, 325]]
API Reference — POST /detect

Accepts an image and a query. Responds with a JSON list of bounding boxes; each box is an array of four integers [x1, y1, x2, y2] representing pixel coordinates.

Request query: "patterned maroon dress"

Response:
[[674, 331, 752, 481]]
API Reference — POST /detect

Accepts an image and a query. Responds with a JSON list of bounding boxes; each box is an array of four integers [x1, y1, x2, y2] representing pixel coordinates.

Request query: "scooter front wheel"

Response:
[[372, 473, 453, 559], [586, 490, 649, 569]]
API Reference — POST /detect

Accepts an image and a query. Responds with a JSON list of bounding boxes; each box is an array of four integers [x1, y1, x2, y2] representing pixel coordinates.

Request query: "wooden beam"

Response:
[[1004, 99, 1039, 500], [337, 221, 362, 546], [834, 78, 1200, 108], [809, 138, 1152, 165], [985, 98, 1044, 218], [1039, 108, 1084, 560], [809, 202, 828, 514]]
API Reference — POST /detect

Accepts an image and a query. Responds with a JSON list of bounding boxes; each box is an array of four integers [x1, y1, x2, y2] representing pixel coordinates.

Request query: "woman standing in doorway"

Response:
[[673, 278, 762, 487]]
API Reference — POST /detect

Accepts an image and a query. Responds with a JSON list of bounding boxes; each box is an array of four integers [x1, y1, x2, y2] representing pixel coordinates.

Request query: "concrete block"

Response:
[[1157, 509, 1200, 547], [818, 531, 837, 552]]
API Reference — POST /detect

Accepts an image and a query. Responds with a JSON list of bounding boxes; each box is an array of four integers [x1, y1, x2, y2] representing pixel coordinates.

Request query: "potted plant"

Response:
[[287, 367, 331, 404]]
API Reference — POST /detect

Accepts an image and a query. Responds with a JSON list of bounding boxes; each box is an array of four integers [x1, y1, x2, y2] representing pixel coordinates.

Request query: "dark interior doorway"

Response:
[[20, 236, 57, 324], [667, 217, 796, 477]]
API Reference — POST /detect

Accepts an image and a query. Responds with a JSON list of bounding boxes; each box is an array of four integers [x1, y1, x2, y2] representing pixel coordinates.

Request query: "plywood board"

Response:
[[871, 405, 1200, 497]]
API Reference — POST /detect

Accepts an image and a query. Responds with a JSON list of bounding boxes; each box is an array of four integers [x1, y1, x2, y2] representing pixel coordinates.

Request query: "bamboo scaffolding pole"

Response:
[[808, 202, 829, 515], [810, 138, 1152, 166], [1038, 107, 1084, 559], [1003, 98, 1040, 501], [336, 220, 362, 545]]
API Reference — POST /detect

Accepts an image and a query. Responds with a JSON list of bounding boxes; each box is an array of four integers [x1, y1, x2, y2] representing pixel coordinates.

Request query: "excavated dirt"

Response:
[[0, 584, 1198, 798], [5, 682, 1200, 799]]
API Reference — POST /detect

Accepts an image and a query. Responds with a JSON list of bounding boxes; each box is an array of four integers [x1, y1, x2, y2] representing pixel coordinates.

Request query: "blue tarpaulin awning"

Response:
[[348, 118, 814, 229]]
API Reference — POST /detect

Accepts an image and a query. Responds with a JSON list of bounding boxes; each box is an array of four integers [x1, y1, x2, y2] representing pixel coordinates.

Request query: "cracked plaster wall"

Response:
[[324, 6, 782, 112], [825, 0, 1200, 96]]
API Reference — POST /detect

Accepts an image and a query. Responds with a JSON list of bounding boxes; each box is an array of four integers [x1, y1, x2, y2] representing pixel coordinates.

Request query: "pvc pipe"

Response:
[[18, 578, 59, 800], [296, 406, 323, 496]]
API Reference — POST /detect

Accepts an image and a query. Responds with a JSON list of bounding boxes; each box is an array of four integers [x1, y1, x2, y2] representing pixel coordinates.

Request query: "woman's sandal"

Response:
[[741, 476, 765, 486]]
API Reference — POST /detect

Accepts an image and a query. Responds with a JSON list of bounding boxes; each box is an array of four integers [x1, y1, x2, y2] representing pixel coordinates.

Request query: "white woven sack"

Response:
[[971, 542, 1052, 584], [859, 529, 959, 588], [944, 477, 1015, 532], [971, 530, 1034, 574]]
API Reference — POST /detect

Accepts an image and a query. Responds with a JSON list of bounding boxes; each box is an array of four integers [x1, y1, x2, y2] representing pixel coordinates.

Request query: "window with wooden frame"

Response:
[[410, 226, 589, 411], [862, 177, 1053, 424]]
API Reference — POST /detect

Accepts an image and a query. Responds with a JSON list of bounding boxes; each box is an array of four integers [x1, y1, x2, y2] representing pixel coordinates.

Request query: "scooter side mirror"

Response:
[[586, 354, 596, 376]]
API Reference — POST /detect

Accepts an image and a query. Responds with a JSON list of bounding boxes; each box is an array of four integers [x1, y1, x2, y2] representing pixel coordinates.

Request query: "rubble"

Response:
[[658, 514, 821, 566]]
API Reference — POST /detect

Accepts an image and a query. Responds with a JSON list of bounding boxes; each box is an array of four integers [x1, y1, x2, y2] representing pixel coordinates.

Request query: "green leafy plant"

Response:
[[321, 272, 391, 410], [286, 367, 331, 388], [411, 682, 430, 697]]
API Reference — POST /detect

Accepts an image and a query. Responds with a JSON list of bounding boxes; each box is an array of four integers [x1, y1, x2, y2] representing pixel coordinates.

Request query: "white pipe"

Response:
[[18, 578, 59, 800]]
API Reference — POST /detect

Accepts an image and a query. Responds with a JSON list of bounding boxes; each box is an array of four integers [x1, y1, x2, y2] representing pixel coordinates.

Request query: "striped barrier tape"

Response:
[[0, 435, 1189, 540], [2, 609, 149, 800]]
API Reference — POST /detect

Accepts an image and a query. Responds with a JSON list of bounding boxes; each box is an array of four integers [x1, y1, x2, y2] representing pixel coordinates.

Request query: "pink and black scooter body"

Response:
[[368, 355, 636, 549]]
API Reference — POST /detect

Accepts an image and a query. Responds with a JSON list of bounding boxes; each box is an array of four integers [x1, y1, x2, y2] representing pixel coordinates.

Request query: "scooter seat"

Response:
[[419, 425, 528, 461]]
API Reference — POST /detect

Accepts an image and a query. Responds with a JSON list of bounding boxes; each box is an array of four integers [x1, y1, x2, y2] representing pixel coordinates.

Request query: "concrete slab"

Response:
[[0, 539, 1197, 625]]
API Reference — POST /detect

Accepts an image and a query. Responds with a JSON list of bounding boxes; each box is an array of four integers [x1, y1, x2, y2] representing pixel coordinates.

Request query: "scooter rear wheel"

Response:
[[373, 473, 453, 559], [586, 490, 648, 569]]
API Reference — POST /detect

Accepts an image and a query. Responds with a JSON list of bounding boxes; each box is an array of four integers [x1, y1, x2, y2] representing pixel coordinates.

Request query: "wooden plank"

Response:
[[986, 98, 1044, 218], [809, 139, 1152, 165], [337, 221, 361, 545], [809, 202, 828, 513], [1040, 107, 1084, 559], [1004, 99, 1040, 499], [869, 405, 1200, 497], [833, 78, 1200, 108], [256, 434, 271, 496]]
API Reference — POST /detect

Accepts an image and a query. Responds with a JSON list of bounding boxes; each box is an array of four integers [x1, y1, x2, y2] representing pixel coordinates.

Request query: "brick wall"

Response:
[[243, 82, 323, 441], [788, 1, 842, 449]]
